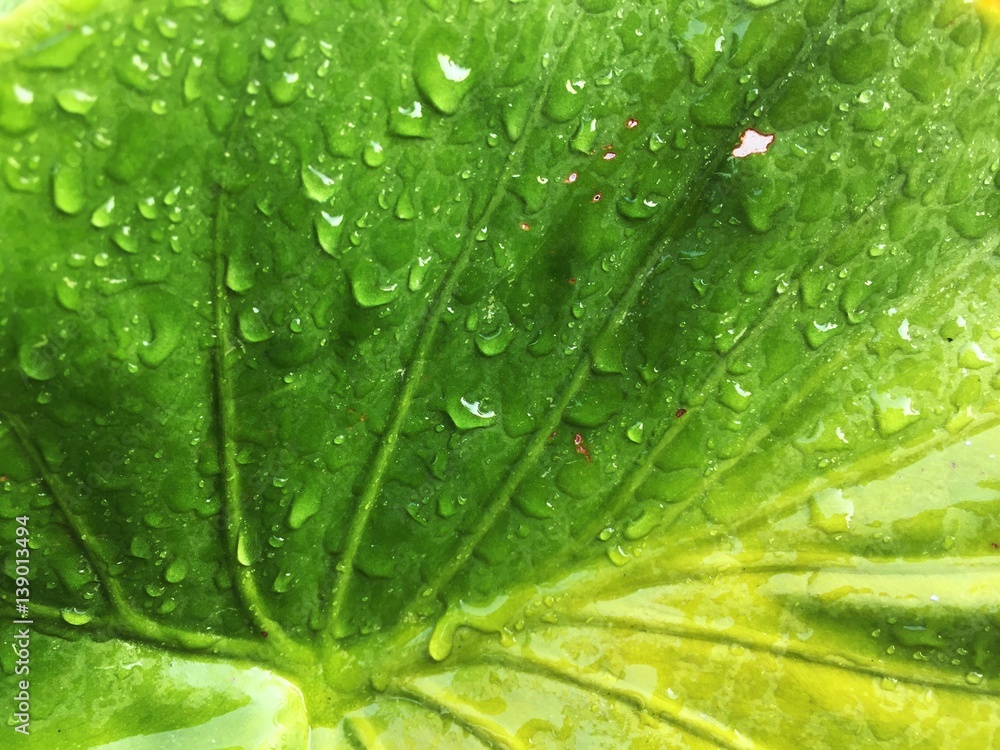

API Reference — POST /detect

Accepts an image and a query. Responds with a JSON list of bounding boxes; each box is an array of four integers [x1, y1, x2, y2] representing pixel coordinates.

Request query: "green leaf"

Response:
[[1, 0, 999, 746]]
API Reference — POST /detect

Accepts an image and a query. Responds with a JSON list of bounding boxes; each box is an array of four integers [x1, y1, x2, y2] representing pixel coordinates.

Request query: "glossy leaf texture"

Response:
[[1, 0, 999, 747]]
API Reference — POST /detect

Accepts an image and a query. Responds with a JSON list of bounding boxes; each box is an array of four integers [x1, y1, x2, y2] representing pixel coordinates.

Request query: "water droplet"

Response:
[[56, 277, 81, 311], [273, 572, 293, 593], [315, 211, 344, 255], [966, 671, 983, 685], [238, 306, 273, 342], [138, 196, 160, 220], [958, 342, 993, 370], [217, 0, 254, 24], [113, 225, 138, 254], [236, 527, 255, 566], [809, 488, 854, 534], [269, 71, 303, 105], [61, 608, 94, 626], [18, 340, 56, 381], [719, 380, 752, 412], [805, 319, 840, 349], [362, 141, 385, 168], [90, 196, 116, 228], [302, 163, 337, 202], [448, 395, 497, 429], [624, 508, 659, 540], [606, 545, 630, 567], [389, 101, 428, 138], [350, 262, 399, 307], [289, 487, 321, 529], [260, 37, 278, 61], [617, 195, 659, 220], [56, 88, 97, 115], [476, 326, 515, 357], [183, 57, 204, 102], [408, 256, 431, 291], [627, 421, 644, 444], [502, 97, 530, 141], [0, 83, 35, 135], [145, 583, 166, 598], [395, 189, 416, 220], [871, 392, 921, 437], [415, 34, 473, 115], [156, 16, 179, 39], [571, 118, 598, 154], [165, 559, 188, 583], [53, 159, 85, 215]]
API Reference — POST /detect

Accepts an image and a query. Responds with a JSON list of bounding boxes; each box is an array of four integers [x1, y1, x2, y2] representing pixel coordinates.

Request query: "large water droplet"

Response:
[[217, 0, 254, 24], [350, 263, 399, 307], [476, 326, 515, 357], [389, 101, 429, 138], [18, 340, 57, 381], [269, 71, 303, 105], [164, 559, 188, 583], [395, 189, 416, 220], [316, 211, 344, 255], [90, 196, 116, 228], [53, 160, 85, 215], [362, 141, 386, 168], [570, 118, 597, 153], [238, 306, 274, 342], [56, 277, 81, 311], [288, 487, 321, 529], [56, 88, 97, 116], [448, 395, 497, 429], [957, 342, 993, 370], [871, 392, 921, 437], [61, 608, 94, 626], [139, 313, 181, 368], [719, 380, 752, 412], [808, 488, 854, 534], [302, 163, 337, 202], [626, 421, 644, 444], [113, 225, 138, 254], [183, 57, 204, 102], [414, 32, 473, 115], [0, 83, 35, 135]]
